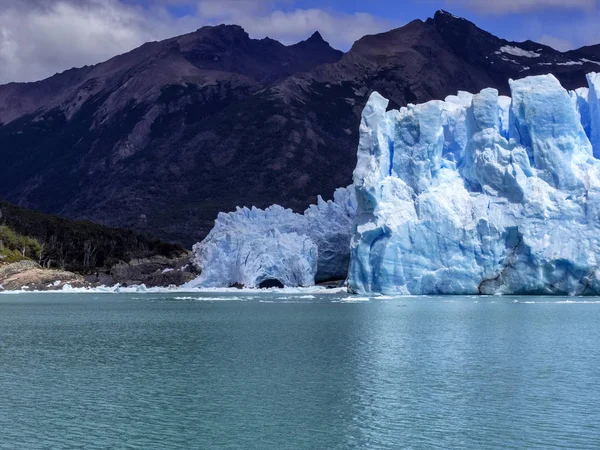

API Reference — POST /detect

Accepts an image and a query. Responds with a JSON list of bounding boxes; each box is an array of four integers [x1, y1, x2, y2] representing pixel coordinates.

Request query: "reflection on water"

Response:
[[0, 293, 599, 449]]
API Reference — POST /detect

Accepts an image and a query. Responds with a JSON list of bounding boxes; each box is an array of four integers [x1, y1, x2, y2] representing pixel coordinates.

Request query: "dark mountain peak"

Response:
[[425, 9, 506, 66], [260, 36, 281, 44], [293, 30, 337, 51], [196, 23, 248, 37], [289, 31, 343, 65], [348, 19, 432, 57], [186, 23, 251, 47], [214, 23, 245, 32], [307, 31, 324, 43], [428, 9, 493, 39], [430, 10, 478, 30], [433, 10, 465, 20], [427, 10, 556, 59]]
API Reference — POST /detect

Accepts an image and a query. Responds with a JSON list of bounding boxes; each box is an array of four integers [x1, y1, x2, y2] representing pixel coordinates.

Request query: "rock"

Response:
[[0, 260, 85, 291], [108, 253, 197, 287], [0, 253, 198, 291]]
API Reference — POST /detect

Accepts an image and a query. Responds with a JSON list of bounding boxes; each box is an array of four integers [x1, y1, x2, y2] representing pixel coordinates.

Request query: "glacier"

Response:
[[187, 186, 356, 288], [349, 72, 600, 295]]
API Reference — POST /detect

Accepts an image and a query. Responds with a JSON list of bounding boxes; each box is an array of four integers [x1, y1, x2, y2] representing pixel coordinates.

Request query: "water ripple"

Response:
[[1, 294, 599, 449]]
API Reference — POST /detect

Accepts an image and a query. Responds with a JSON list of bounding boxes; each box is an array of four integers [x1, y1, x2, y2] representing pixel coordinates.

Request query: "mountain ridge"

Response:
[[0, 11, 598, 245], [0, 25, 342, 125]]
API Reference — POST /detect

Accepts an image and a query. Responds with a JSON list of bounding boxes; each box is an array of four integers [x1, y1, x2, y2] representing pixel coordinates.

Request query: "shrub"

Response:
[[0, 225, 42, 262]]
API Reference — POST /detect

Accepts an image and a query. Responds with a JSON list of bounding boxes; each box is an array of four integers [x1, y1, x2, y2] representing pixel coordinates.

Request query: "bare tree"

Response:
[[58, 243, 67, 270], [38, 242, 46, 265], [83, 240, 99, 269]]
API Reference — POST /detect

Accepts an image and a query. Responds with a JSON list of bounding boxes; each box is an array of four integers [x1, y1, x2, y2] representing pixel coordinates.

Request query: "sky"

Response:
[[0, 0, 599, 84]]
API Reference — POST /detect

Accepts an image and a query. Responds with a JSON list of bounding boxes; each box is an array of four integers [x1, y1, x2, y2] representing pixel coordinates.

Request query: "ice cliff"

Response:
[[187, 187, 356, 288], [349, 72, 600, 295]]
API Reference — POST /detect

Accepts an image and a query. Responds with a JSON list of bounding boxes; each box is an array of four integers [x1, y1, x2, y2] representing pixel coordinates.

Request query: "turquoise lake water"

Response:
[[1, 292, 599, 449]]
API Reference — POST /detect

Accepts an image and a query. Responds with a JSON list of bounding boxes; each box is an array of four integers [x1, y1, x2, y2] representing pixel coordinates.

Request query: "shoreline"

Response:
[[0, 284, 349, 295]]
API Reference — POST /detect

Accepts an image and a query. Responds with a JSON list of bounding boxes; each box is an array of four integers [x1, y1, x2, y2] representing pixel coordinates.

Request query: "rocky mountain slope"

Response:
[[0, 10, 598, 245]]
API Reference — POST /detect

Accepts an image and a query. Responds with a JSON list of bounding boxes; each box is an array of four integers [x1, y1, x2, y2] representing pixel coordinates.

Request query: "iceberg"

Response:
[[188, 186, 356, 288], [348, 72, 600, 295]]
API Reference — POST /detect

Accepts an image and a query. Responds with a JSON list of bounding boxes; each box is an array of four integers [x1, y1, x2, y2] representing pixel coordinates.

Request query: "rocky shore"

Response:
[[0, 260, 85, 291], [0, 254, 198, 292]]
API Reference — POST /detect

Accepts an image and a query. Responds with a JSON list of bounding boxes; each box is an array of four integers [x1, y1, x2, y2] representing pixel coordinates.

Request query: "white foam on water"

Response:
[[514, 300, 600, 304], [174, 296, 243, 301], [335, 296, 371, 303], [0, 284, 348, 295], [556, 300, 600, 304]]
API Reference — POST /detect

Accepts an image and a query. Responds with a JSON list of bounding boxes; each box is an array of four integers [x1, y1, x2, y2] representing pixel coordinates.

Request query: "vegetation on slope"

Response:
[[0, 200, 185, 273], [0, 225, 42, 264]]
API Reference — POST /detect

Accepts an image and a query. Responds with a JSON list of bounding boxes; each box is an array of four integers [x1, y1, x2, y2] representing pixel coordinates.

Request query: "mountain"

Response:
[[0, 26, 342, 124], [0, 11, 598, 245], [0, 26, 342, 244]]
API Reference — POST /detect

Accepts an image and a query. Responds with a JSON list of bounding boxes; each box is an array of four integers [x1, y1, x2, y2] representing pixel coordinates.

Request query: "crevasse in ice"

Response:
[[348, 72, 600, 295], [187, 186, 356, 288]]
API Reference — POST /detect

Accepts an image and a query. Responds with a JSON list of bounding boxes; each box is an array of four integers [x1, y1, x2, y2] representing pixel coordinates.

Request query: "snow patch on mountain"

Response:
[[497, 45, 541, 58], [581, 58, 600, 66]]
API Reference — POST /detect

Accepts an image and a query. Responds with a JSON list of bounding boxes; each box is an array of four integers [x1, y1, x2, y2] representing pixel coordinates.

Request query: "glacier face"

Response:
[[349, 72, 600, 295], [187, 187, 356, 288]]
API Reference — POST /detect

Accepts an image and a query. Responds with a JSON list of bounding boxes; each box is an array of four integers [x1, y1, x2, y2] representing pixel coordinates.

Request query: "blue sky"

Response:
[[1, 0, 598, 84]]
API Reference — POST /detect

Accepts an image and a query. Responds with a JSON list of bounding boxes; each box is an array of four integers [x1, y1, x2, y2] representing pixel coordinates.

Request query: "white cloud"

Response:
[[195, 0, 392, 48], [537, 34, 575, 51], [0, 0, 392, 84], [197, 0, 285, 18], [198, 5, 392, 48], [539, 16, 600, 50], [446, 0, 596, 14], [0, 0, 192, 84]]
